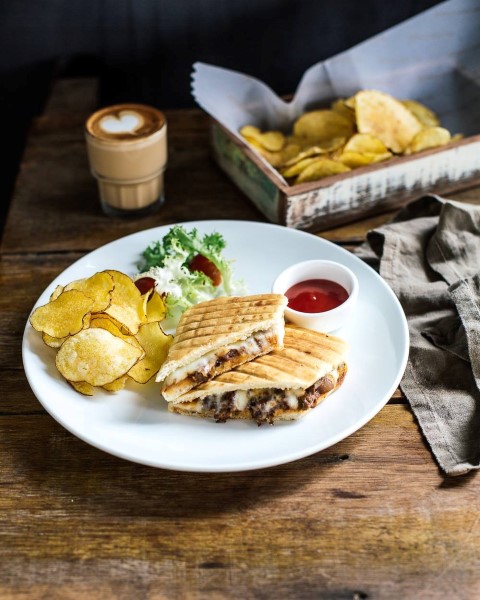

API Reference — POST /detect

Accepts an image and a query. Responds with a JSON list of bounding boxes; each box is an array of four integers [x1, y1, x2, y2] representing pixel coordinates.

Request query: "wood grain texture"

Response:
[[0, 406, 479, 600], [0, 252, 83, 370], [3, 77, 480, 600]]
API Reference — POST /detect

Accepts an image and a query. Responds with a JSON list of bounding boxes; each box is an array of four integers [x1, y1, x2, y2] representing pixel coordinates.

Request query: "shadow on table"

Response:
[[5, 411, 355, 517]]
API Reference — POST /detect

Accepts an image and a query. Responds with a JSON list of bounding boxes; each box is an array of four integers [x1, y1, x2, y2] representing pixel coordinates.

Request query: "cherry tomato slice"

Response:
[[189, 254, 222, 286], [134, 277, 156, 296]]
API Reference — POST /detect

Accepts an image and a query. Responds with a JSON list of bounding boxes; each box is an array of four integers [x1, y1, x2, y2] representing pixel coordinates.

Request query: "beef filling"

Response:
[[248, 389, 286, 425], [200, 370, 341, 425], [214, 348, 240, 368], [191, 371, 210, 385], [205, 391, 236, 423], [298, 374, 335, 410]]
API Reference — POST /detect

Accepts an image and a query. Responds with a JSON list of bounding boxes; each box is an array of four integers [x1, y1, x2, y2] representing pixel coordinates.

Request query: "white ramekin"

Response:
[[272, 259, 359, 332]]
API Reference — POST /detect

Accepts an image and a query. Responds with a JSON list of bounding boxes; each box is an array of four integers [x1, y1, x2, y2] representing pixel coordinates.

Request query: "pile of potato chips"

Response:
[[29, 270, 172, 395], [240, 89, 462, 185]]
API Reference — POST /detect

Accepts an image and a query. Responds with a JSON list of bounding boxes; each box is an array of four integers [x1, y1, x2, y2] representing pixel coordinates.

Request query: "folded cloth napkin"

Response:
[[356, 195, 480, 476]]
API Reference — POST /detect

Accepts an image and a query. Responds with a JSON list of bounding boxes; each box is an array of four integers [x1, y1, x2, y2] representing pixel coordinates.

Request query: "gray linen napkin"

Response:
[[356, 195, 480, 476]]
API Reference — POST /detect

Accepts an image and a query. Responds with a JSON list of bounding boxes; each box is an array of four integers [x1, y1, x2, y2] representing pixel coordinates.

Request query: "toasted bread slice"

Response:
[[156, 294, 287, 401], [168, 325, 349, 424]]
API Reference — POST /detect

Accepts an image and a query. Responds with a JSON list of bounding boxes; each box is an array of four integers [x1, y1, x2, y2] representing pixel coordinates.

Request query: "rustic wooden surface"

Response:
[[2, 78, 480, 600]]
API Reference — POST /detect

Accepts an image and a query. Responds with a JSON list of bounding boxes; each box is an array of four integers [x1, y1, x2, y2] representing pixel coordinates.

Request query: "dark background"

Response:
[[0, 0, 441, 237]]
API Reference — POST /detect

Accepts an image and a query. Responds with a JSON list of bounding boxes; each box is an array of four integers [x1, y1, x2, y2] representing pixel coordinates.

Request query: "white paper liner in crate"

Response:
[[191, 0, 480, 182]]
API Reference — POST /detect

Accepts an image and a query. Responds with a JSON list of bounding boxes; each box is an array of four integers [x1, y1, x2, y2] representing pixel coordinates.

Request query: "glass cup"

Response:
[[85, 103, 167, 216]]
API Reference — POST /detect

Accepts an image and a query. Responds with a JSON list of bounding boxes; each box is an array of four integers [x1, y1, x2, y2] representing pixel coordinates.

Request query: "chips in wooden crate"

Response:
[[401, 100, 440, 128], [295, 159, 351, 184], [293, 110, 355, 144], [405, 127, 451, 154], [355, 90, 423, 153], [239, 88, 459, 185]]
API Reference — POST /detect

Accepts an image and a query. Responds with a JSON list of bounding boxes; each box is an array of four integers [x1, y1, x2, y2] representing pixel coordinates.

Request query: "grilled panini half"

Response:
[[169, 324, 348, 424], [156, 294, 287, 402]]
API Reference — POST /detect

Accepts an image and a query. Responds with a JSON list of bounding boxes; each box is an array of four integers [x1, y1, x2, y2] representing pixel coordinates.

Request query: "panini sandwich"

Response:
[[156, 294, 287, 401], [168, 324, 348, 424]]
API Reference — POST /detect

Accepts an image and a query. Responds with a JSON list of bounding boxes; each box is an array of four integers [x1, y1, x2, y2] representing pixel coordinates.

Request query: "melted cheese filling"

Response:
[[189, 366, 341, 417], [164, 324, 280, 388]]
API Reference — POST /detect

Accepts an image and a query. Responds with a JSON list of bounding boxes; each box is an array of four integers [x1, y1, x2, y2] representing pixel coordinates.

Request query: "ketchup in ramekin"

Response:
[[272, 259, 359, 332], [285, 279, 349, 313]]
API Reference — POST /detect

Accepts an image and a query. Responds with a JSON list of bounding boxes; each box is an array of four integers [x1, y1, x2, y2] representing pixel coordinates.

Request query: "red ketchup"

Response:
[[286, 279, 349, 313]]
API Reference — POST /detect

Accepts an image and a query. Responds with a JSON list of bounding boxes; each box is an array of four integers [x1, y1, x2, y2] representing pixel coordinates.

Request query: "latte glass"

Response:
[[85, 103, 167, 216]]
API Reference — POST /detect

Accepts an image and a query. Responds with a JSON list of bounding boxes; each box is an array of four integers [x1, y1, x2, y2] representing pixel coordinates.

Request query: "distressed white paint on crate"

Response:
[[286, 142, 480, 229]]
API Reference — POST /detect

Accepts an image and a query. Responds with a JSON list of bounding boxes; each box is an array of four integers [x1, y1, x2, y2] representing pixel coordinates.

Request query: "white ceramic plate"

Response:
[[22, 221, 408, 472]]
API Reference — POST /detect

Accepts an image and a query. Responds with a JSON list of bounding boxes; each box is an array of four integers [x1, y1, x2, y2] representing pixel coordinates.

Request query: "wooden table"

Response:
[[2, 78, 480, 600]]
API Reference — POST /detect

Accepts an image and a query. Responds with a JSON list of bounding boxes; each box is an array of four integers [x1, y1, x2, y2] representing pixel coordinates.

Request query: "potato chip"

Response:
[[242, 136, 264, 151], [331, 99, 356, 124], [258, 131, 285, 152], [281, 157, 326, 178], [244, 137, 298, 167], [295, 159, 351, 184], [402, 100, 440, 128], [89, 315, 144, 351], [56, 328, 143, 387], [70, 381, 95, 396], [336, 152, 377, 168], [30, 290, 94, 339], [145, 291, 167, 323], [355, 90, 423, 153], [283, 137, 346, 167], [63, 271, 114, 313], [293, 110, 354, 144], [258, 151, 283, 168], [344, 95, 356, 109], [103, 375, 128, 392], [336, 150, 393, 169], [241, 125, 285, 152], [240, 125, 262, 139], [128, 322, 173, 384], [253, 144, 296, 168], [273, 142, 303, 167], [343, 133, 389, 155], [104, 270, 147, 335], [405, 126, 451, 154], [369, 152, 394, 163], [42, 332, 67, 348], [50, 285, 64, 302]]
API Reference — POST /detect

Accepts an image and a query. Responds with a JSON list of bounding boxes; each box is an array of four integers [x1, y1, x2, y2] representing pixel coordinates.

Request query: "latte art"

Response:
[[99, 111, 144, 135], [86, 104, 165, 142]]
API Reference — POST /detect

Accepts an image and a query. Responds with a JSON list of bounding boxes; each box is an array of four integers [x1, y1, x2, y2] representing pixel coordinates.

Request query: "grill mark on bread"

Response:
[[162, 328, 281, 399], [156, 295, 287, 392]]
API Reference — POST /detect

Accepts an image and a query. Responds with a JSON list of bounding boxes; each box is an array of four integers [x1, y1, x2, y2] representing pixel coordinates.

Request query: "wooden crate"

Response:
[[211, 121, 480, 231]]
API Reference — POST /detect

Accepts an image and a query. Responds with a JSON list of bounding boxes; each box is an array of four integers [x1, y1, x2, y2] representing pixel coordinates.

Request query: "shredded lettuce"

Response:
[[137, 226, 246, 327]]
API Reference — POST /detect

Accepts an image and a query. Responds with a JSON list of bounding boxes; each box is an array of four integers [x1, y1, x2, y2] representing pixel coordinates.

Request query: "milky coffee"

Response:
[[85, 104, 167, 215]]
